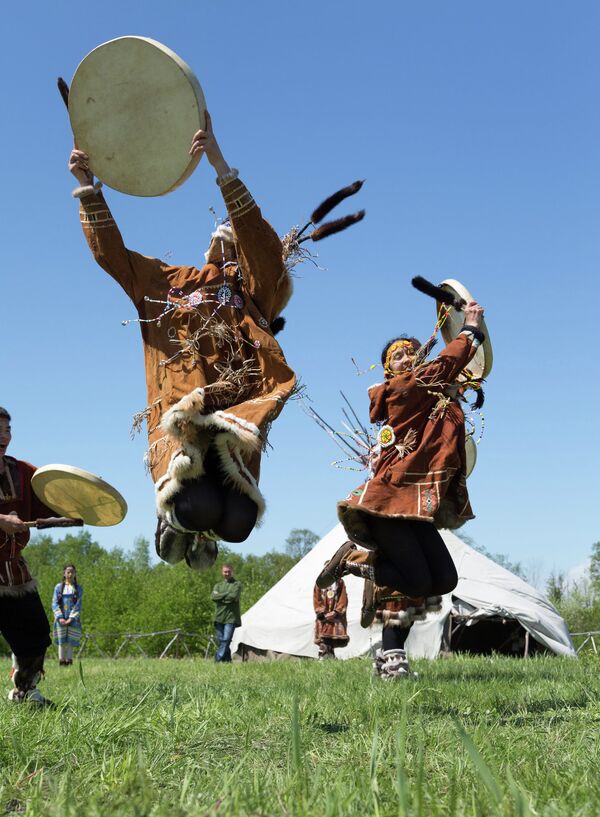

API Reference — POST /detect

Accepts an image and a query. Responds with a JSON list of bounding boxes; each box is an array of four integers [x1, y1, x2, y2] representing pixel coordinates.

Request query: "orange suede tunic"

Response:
[[77, 178, 296, 519]]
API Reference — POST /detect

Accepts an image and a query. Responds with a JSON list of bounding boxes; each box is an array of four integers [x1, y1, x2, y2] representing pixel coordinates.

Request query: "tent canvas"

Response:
[[231, 524, 575, 659]]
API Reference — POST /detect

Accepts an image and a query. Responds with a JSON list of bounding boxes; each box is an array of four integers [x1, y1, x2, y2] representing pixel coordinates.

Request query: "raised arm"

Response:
[[419, 301, 485, 386], [190, 114, 289, 322], [69, 149, 164, 305]]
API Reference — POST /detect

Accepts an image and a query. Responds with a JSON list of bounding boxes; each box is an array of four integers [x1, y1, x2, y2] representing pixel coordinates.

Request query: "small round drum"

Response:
[[69, 36, 207, 196], [464, 433, 477, 478], [32, 465, 127, 527], [437, 279, 493, 379]]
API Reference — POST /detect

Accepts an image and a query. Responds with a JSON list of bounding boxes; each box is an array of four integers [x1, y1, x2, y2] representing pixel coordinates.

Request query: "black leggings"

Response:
[[382, 625, 411, 651], [0, 590, 51, 657], [173, 447, 258, 543], [370, 517, 458, 597]]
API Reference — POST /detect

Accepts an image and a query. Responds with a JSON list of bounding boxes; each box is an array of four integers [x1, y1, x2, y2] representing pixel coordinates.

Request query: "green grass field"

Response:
[[1, 654, 599, 816]]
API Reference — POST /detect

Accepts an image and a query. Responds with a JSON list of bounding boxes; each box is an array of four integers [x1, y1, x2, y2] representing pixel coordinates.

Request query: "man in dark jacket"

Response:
[[211, 564, 242, 662]]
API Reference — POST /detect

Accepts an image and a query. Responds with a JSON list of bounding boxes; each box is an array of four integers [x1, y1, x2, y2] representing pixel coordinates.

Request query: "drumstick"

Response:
[[411, 276, 466, 310], [24, 517, 84, 529], [57, 77, 70, 109]]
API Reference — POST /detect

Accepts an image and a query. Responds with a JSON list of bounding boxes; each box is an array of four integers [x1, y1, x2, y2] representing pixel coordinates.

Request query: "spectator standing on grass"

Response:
[[52, 564, 83, 666], [211, 564, 242, 662]]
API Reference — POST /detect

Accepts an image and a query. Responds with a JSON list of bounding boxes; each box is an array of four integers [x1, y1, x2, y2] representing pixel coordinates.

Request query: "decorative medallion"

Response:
[[217, 285, 232, 305], [326, 589, 335, 599], [187, 290, 204, 307], [232, 294, 244, 309], [258, 316, 269, 328], [377, 425, 395, 448]]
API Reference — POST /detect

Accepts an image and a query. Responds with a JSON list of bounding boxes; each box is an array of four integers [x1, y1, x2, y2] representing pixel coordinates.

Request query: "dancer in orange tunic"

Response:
[[69, 113, 296, 568]]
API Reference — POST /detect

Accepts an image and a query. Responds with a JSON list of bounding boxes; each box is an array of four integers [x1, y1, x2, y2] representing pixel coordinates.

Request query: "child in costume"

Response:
[[52, 564, 83, 665], [313, 568, 349, 659], [317, 302, 485, 644], [69, 113, 296, 569], [0, 407, 54, 704]]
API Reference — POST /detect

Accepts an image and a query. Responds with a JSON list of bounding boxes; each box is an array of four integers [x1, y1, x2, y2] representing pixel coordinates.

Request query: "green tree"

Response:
[[589, 541, 600, 593], [546, 571, 567, 605], [285, 528, 319, 561]]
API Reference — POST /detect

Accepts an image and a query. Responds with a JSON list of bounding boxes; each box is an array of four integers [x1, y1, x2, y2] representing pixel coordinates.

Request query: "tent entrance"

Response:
[[443, 614, 545, 657]]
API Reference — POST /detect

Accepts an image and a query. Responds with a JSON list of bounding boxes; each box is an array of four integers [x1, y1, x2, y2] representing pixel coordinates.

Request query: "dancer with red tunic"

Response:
[[313, 570, 349, 659], [0, 407, 55, 704], [316, 302, 485, 677]]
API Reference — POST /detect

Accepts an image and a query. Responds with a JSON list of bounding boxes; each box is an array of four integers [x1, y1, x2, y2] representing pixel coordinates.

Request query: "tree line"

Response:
[[0, 529, 317, 657], [2, 530, 597, 657]]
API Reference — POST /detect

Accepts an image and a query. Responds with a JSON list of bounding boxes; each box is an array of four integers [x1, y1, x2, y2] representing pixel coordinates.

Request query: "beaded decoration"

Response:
[[377, 425, 395, 448]]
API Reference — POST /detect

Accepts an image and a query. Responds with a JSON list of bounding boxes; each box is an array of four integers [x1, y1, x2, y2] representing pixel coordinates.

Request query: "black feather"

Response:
[[470, 389, 485, 411], [411, 276, 465, 309], [311, 180, 365, 224], [57, 77, 70, 109], [270, 316, 286, 336], [309, 211, 365, 242]]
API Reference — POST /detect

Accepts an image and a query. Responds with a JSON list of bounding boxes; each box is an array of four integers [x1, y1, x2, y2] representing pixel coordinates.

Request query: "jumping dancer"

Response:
[[317, 302, 485, 630]]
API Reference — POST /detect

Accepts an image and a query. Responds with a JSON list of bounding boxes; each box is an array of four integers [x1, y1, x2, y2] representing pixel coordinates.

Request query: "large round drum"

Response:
[[32, 465, 128, 527], [69, 36, 206, 196], [436, 279, 493, 379], [464, 433, 477, 478]]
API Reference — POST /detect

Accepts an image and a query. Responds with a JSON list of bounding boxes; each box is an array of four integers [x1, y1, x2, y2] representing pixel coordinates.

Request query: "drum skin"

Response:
[[464, 433, 477, 478], [32, 464, 128, 527], [436, 279, 493, 379], [69, 36, 207, 196]]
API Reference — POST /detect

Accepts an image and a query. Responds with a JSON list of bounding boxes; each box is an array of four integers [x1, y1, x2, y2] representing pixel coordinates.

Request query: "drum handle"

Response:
[[411, 276, 466, 310], [24, 517, 84, 529]]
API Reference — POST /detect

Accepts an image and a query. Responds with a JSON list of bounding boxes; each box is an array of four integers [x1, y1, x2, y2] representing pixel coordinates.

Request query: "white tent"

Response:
[[231, 524, 576, 659]]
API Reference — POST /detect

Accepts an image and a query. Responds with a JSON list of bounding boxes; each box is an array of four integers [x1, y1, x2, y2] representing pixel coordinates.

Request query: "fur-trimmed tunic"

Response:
[[0, 458, 54, 595], [338, 334, 477, 549], [313, 580, 349, 645], [77, 178, 296, 522]]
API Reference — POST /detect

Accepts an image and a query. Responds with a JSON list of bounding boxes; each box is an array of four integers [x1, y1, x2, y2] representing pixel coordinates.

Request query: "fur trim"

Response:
[[212, 434, 266, 520], [425, 595, 443, 614], [156, 388, 266, 523], [72, 181, 103, 199], [377, 603, 427, 627], [0, 579, 38, 598]]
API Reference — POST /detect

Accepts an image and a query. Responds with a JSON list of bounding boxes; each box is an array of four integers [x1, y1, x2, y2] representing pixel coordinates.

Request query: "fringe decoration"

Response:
[[281, 226, 321, 277], [394, 428, 418, 459], [311, 180, 365, 224], [412, 335, 438, 368]]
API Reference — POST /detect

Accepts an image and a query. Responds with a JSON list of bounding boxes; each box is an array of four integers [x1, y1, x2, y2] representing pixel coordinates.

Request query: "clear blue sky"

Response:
[[2, 1, 598, 578]]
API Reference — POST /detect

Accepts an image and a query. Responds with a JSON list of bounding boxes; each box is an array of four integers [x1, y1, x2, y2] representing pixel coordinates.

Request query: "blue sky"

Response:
[[2, 1, 598, 578]]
